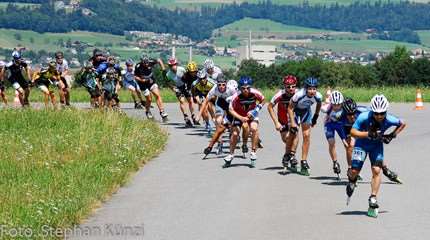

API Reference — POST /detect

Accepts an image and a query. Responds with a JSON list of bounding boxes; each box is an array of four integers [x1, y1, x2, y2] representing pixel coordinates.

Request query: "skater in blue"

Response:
[[346, 94, 406, 217]]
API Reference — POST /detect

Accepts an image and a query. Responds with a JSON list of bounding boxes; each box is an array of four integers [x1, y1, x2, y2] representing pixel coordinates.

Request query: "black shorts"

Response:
[[87, 86, 101, 98], [60, 77, 69, 89], [104, 90, 114, 101], [175, 85, 192, 99], [137, 79, 156, 91], [10, 78, 29, 89]]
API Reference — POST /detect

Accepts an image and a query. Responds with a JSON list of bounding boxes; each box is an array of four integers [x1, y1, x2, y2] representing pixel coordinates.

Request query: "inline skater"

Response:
[[134, 54, 168, 121], [31, 60, 61, 109], [165, 57, 195, 127], [3, 50, 31, 107], [192, 69, 216, 134], [182, 61, 200, 125], [0, 60, 8, 106], [287, 77, 322, 175], [54, 51, 71, 106], [203, 58, 223, 82], [223, 76, 265, 168], [346, 94, 406, 217], [267, 75, 298, 170], [76, 61, 102, 108], [123, 59, 145, 109]]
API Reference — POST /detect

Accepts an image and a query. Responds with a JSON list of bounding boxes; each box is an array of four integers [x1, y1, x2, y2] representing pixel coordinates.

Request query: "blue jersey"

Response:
[[352, 111, 402, 146], [96, 62, 121, 75], [340, 105, 368, 127]]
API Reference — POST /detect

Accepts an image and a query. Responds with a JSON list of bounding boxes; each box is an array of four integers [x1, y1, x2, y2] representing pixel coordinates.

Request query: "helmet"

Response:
[[93, 49, 103, 57], [186, 61, 198, 72], [106, 68, 116, 76], [283, 75, 297, 86], [216, 75, 226, 83], [330, 90, 344, 105], [140, 54, 149, 63], [238, 76, 253, 87], [55, 51, 64, 59], [342, 97, 357, 114], [370, 94, 389, 113], [204, 58, 214, 70], [47, 60, 56, 70], [126, 59, 134, 66], [167, 57, 177, 66], [227, 80, 238, 90], [12, 50, 21, 60], [197, 69, 207, 79], [304, 77, 318, 88]]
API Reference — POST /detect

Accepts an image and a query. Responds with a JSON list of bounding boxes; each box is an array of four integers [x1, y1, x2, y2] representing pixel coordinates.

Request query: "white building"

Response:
[[251, 45, 277, 66]]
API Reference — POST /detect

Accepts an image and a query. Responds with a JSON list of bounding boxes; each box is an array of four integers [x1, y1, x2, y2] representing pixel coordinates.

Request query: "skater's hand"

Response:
[[367, 129, 381, 140], [275, 122, 283, 131], [382, 132, 396, 144], [239, 116, 249, 123]]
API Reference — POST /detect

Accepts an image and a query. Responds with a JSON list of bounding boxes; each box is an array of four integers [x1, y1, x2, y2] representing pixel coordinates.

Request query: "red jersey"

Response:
[[270, 89, 295, 125], [230, 88, 265, 117]]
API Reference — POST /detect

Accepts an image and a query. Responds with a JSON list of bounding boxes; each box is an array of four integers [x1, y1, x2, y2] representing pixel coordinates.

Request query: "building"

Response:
[[250, 45, 277, 66]]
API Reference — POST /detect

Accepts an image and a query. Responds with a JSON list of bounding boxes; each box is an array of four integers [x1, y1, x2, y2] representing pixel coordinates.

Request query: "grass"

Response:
[[220, 17, 333, 34], [308, 39, 428, 53], [416, 30, 430, 47], [0, 109, 167, 239], [3, 86, 427, 105]]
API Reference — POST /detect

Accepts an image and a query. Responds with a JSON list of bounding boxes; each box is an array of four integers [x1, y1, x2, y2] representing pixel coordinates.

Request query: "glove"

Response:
[[312, 114, 319, 126], [368, 130, 381, 140], [289, 126, 298, 135], [280, 125, 289, 133], [382, 132, 396, 144]]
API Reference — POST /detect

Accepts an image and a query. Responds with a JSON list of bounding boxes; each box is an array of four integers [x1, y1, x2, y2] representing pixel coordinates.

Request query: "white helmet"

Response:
[[330, 90, 344, 105], [370, 94, 389, 113], [204, 58, 214, 70], [197, 69, 207, 79], [227, 80, 238, 90]]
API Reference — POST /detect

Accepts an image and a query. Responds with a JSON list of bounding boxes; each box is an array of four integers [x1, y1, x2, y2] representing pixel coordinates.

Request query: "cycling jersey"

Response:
[[56, 59, 69, 74], [207, 66, 223, 82], [291, 88, 323, 110], [207, 85, 236, 110], [182, 71, 198, 90], [193, 79, 215, 97], [5, 61, 29, 87], [34, 69, 61, 87], [271, 89, 296, 125], [166, 66, 186, 87], [123, 69, 140, 91], [230, 88, 265, 118]]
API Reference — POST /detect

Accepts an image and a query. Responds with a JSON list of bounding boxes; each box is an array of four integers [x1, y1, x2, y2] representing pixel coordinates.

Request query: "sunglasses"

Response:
[[374, 112, 386, 116], [241, 86, 251, 90], [285, 85, 296, 89], [218, 83, 226, 87]]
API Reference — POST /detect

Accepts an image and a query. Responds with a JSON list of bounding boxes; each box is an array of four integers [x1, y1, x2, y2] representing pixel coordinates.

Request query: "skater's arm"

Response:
[[158, 59, 166, 71], [350, 128, 368, 139], [267, 102, 282, 130], [198, 96, 212, 119]]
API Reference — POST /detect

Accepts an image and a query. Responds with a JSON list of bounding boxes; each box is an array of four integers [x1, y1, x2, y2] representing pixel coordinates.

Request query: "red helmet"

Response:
[[168, 57, 177, 66], [283, 75, 297, 85]]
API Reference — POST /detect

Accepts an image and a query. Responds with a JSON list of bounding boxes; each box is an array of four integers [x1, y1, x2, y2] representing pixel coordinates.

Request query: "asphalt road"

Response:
[[69, 103, 430, 240]]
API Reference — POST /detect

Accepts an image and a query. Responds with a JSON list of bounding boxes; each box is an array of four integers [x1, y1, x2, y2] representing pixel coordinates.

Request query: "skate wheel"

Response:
[[367, 207, 379, 218]]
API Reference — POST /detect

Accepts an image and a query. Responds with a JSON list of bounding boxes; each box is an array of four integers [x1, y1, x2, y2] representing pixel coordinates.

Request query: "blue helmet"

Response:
[[239, 76, 253, 87], [304, 77, 318, 88]]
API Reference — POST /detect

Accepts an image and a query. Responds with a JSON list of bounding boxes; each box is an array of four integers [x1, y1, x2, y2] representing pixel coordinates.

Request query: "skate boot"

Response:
[[192, 114, 200, 126], [346, 174, 358, 205], [202, 146, 212, 159], [241, 144, 248, 158], [134, 102, 143, 109], [367, 195, 379, 218], [333, 161, 341, 180], [288, 155, 298, 173], [249, 151, 257, 168], [223, 154, 233, 168], [146, 110, 154, 120], [382, 166, 402, 184], [184, 117, 193, 128], [160, 111, 168, 122], [300, 160, 310, 176], [217, 141, 223, 155]]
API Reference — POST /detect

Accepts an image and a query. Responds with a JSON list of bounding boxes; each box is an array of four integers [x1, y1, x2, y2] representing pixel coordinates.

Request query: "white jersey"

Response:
[[207, 85, 236, 100], [291, 88, 322, 110], [166, 66, 186, 87], [207, 66, 223, 82], [325, 105, 344, 123], [56, 59, 69, 74]]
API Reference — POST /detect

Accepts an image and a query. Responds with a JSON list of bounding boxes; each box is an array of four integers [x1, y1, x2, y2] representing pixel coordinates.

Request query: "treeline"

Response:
[[370, 29, 421, 44], [2, 1, 430, 41], [236, 46, 430, 88]]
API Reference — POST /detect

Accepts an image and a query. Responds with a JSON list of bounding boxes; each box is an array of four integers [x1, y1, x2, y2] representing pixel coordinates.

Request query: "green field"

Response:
[[220, 18, 332, 33], [416, 30, 430, 47], [0, 109, 167, 239], [308, 39, 428, 53]]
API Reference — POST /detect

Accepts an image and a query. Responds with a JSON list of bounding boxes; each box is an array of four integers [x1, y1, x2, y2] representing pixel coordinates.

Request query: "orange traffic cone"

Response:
[[415, 88, 424, 110], [13, 90, 20, 107]]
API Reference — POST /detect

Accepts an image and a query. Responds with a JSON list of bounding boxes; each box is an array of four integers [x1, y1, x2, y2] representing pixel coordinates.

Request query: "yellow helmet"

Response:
[[186, 61, 198, 72]]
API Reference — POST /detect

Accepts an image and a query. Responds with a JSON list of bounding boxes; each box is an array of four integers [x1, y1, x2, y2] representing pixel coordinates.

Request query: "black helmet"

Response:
[[342, 97, 357, 114]]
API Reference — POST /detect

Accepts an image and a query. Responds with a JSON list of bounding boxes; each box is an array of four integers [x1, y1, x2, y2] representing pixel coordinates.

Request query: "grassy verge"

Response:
[[3, 86, 427, 105], [0, 109, 167, 239]]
